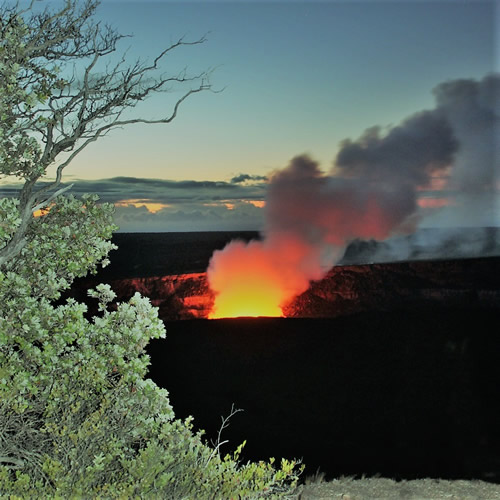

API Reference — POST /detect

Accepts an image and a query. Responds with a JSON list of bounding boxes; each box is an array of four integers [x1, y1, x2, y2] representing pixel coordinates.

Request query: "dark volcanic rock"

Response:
[[67, 256, 500, 321], [147, 314, 500, 481], [283, 257, 500, 318], [70, 273, 215, 320]]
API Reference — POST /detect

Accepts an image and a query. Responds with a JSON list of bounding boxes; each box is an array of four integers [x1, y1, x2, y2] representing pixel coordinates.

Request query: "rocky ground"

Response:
[[292, 477, 500, 499], [70, 255, 500, 321]]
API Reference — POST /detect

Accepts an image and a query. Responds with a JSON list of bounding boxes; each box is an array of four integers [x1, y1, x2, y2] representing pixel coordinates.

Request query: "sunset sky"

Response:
[[2, 0, 498, 232]]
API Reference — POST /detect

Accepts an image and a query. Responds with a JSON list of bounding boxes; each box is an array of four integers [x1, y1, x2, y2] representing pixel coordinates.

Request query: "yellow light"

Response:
[[114, 199, 170, 213]]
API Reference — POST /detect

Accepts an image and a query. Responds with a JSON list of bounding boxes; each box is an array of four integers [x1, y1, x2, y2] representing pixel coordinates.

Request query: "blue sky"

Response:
[[77, 0, 495, 180], [4, 0, 498, 231]]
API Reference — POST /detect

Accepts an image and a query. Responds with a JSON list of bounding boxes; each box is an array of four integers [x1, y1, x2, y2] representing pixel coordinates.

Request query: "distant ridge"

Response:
[[105, 231, 260, 279], [340, 227, 500, 265], [99, 228, 499, 280]]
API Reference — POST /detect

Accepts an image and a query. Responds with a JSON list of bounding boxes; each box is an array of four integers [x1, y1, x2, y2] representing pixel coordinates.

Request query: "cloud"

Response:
[[76, 176, 267, 231], [230, 173, 268, 184], [70, 176, 267, 204], [0, 175, 267, 232], [113, 199, 264, 232], [0, 176, 267, 205]]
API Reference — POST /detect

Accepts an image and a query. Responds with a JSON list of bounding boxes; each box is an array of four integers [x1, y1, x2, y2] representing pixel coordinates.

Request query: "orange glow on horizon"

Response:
[[247, 200, 265, 208], [203, 201, 235, 210], [115, 199, 170, 213]]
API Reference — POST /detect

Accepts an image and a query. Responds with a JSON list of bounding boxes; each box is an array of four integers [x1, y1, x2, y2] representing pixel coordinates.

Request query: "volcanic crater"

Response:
[[65, 231, 500, 481]]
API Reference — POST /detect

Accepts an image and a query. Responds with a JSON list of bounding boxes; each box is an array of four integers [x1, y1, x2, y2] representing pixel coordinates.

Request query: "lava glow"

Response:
[[207, 235, 323, 318], [206, 146, 461, 319], [209, 284, 283, 318]]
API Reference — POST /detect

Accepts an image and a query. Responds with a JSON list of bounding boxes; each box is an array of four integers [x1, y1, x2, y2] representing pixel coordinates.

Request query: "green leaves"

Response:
[[1, 194, 117, 300], [0, 190, 302, 496], [0, 1, 301, 496]]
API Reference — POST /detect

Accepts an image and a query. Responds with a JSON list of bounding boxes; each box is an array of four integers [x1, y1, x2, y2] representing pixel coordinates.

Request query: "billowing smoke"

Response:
[[208, 74, 499, 317], [339, 74, 499, 262], [434, 74, 499, 194], [423, 75, 500, 232]]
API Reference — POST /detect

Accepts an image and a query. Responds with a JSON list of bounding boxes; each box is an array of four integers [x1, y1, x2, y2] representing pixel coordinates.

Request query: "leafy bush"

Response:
[[0, 1, 302, 495], [0, 195, 302, 498]]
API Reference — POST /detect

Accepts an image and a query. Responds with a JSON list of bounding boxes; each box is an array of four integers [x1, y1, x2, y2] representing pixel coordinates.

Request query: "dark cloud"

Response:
[[4, 176, 267, 205], [70, 177, 257, 203], [230, 173, 268, 184]]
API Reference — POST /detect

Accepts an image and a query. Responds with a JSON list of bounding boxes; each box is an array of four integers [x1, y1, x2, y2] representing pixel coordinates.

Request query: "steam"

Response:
[[208, 74, 499, 316], [434, 74, 499, 194]]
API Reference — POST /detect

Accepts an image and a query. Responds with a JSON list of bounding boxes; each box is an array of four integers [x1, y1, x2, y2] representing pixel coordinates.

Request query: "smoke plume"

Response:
[[208, 74, 499, 317]]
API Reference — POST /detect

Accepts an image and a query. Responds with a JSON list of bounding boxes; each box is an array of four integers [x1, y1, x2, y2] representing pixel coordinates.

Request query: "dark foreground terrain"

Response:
[[65, 231, 500, 486], [147, 313, 500, 483]]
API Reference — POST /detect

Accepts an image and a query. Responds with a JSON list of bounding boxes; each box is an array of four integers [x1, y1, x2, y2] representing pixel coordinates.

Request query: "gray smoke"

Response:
[[264, 82, 469, 257], [335, 110, 458, 186], [266, 155, 422, 250], [434, 74, 499, 194], [332, 74, 499, 262], [208, 75, 499, 315]]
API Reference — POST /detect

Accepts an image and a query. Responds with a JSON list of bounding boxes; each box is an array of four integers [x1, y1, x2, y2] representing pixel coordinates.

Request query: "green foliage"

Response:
[[0, 1, 303, 497], [0, 12, 46, 179], [0, 197, 303, 497]]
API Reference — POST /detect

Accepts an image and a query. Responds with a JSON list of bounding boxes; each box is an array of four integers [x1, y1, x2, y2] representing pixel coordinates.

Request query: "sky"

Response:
[[2, 0, 498, 232]]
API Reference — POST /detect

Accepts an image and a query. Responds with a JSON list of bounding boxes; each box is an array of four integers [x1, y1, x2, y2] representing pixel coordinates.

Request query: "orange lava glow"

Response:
[[208, 242, 285, 318], [209, 285, 283, 318], [207, 236, 323, 319]]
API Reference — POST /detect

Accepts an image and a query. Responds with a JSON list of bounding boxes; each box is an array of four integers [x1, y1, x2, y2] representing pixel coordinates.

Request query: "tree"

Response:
[[0, 0, 212, 267], [0, 1, 302, 496]]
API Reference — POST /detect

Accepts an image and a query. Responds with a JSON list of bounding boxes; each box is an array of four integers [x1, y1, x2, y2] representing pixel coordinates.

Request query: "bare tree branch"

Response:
[[206, 405, 243, 465], [0, 0, 214, 266], [0, 456, 25, 469], [31, 183, 74, 213]]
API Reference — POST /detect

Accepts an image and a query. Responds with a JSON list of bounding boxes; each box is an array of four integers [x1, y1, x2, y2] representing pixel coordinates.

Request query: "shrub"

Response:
[[0, 196, 302, 498], [0, 2, 302, 495]]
